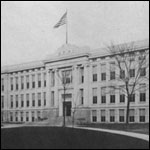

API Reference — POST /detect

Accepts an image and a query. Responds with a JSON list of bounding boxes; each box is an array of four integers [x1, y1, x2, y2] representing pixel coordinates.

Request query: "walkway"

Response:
[[69, 126, 149, 142]]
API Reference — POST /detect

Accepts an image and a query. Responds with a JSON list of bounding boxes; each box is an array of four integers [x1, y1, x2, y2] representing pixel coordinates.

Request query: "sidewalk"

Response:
[[70, 126, 149, 142]]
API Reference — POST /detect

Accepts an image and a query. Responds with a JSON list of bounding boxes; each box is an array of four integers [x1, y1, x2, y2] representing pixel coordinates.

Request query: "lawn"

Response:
[[1, 127, 149, 149], [82, 123, 149, 135]]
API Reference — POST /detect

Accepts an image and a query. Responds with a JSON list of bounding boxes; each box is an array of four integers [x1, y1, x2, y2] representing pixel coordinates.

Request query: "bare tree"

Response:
[[107, 42, 149, 124], [56, 69, 72, 127]]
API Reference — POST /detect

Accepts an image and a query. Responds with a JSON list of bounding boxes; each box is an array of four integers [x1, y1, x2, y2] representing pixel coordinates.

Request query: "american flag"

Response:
[[54, 12, 67, 28]]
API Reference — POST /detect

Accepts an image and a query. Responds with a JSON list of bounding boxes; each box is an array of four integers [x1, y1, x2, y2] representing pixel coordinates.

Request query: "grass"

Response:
[[1, 127, 149, 149], [81, 123, 149, 135]]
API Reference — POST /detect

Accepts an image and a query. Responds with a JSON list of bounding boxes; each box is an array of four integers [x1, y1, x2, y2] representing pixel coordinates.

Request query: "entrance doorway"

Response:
[[63, 101, 72, 116]]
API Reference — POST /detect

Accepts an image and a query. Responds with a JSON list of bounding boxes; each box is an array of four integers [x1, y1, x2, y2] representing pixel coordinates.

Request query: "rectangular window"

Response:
[[51, 71, 55, 86], [140, 68, 146, 77], [51, 91, 54, 107], [62, 70, 72, 84], [44, 73, 47, 87], [26, 75, 30, 89], [101, 87, 106, 104], [38, 74, 41, 88], [10, 95, 13, 108], [110, 62, 115, 80], [120, 70, 125, 79], [32, 93, 35, 107], [119, 109, 125, 122], [101, 64, 106, 81], [15, 112, 18, 122], [21, 76, 24, 90], [139, 109, 145, 122], [101, 110, 106, 122], [80, 89, 84, 105], [15, 77, 19, 90], [1, 78, 4, 91], [129, 69, 135, 78], [92, 110, 97, 122], [16, 95, 18, 108], [110, 71, 115, 80], [26, 94, 30, 107], [44, 92, 46, 106], [38, 93, 41, 107], [139, 84, 146, 102], [26, 112, 29, 122], [80, 67, 84, 83], [129, 94, 135, 102], [110, 109, 115, 122], [129, 109, 135, 122], [21, 94, 24, 107], [93, 66, 97, 82], [21, 112, 24, 122], [110, 87, 115, 103], [32, 112, 35, 122], [1, 96, 4, 109], [120, 86, 125, 103], [10, 78, 13, 91], [10, 112, 13, 122], [32, 75, 35, 88], [93, 88, 97, 104]]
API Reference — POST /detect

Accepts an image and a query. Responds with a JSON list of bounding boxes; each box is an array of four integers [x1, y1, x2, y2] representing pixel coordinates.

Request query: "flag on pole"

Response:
[[54, 12, 67, 28]]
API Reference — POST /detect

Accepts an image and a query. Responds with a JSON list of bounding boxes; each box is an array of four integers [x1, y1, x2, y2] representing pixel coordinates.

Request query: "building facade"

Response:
[[1, 40, 149, 124]]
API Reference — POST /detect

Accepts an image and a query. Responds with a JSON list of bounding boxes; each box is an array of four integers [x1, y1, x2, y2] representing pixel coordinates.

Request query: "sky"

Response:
[[1, 1, 149, 66]]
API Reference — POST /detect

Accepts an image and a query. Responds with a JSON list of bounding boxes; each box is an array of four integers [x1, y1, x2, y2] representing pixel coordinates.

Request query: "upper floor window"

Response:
[[92, 65, 97, 82], [139, 84, 146, 102], [44, 92, 46, 106], [92, 88, 97, 104], [101, 87, 106, 104], [51, 71, 55, 87], [62, 70, 72, 84], [44, 73, 47, 87], [1, 78, 4, 91], [101, 64, 106, 81], [129, 69, 135, 78], [80, 67, 84, 83], [10, 78, 13, 91], [26, 75, 30, 89], [1, 96, 4, 109], [32, 75, 35, 88], [21, 76, 24, 90], [38, 74, 41, 88], [120, 70, 125, 79], [80, 89, 84, 105], [110, 62, 115, 80], [140, 67, 146, 77], [15, 77, 19, 90]]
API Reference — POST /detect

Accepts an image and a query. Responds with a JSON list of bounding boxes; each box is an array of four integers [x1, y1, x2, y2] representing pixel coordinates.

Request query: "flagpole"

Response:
[[66, 9, 68, 44]]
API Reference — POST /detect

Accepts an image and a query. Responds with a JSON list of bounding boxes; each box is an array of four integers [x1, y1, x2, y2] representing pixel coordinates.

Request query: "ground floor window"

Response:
[[139, 109, 145, 122], [92, 110, 97, 122], [129, 109, 135, 122], [119, 109, 125, 122], [101, 110, 106, 122], [110, 110, 115, 122]]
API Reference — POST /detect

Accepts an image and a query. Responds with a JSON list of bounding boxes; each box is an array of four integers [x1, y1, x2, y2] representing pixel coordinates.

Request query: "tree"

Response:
[[107, 42, 149, 124], [56, 69, 72, 127]]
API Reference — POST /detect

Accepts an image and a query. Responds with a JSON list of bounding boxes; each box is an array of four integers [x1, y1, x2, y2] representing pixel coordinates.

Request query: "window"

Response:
[[37, 111, 41, 120], [129, 94, 135, 102], [93, 88, 97, 104], [129, 69, 135, 78], [139, 109, 145, 122], [92, 110, 97, 122], [21, 76, 24, 89], [16, 95, 18, 108], [80, 67, 84, 83], [10, 95, 13, 108], [15, 77, 19, 90], [101, 87, 106, 104], [32, 75, 35, 88], [21, 112, 24, 122], [38, 74, 41, 88], [62, 70, 72, 84], [26, 112, 29, 122], [110, 110, 115, 122], [26, 75, 30, 89], [120, 70, 125, 79], [10, 78, 13, 91], [140, 68, 146, 77], [26, 94, 30, 107], [1, 96, 4, 109], [101, 110, 106, 122], [93, 66, 97, 82], [44, 73, 47, 87], [139, 84, 146, 102], [44, 92, 46, 106], [51, 71, 55, 86], [32, 112, 35, 122], [21, 94, 24, 107], [15, 112, 18, 122], [119, 109, 125, 122], [1, 78, 4, 91], [120, 86, 125, 103], [129, 109, 135, 122], [110, 87, 115, 103], [32, 93, 35, 107], [101, 64, 106, 81], [80, 89, 84, 105], [10, 112, 13, 122], [38, 93, 41, 107], [110, 62, 115, 80], [51, 91, 54, 107]]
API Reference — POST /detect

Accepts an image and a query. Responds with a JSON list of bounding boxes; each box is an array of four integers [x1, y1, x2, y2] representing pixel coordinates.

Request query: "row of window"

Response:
[[10, 92, 47, 109], [9, 73, 47, 91], [92, 109, 147, 123], [8, 111, 46, 122]]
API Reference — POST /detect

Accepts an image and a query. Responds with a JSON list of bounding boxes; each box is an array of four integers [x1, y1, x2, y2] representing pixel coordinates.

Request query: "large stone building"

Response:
[[1, 39, 149, 124]]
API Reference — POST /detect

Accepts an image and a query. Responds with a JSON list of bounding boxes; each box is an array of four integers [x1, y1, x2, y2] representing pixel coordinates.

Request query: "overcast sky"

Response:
[[1, 1, 149, 66]]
